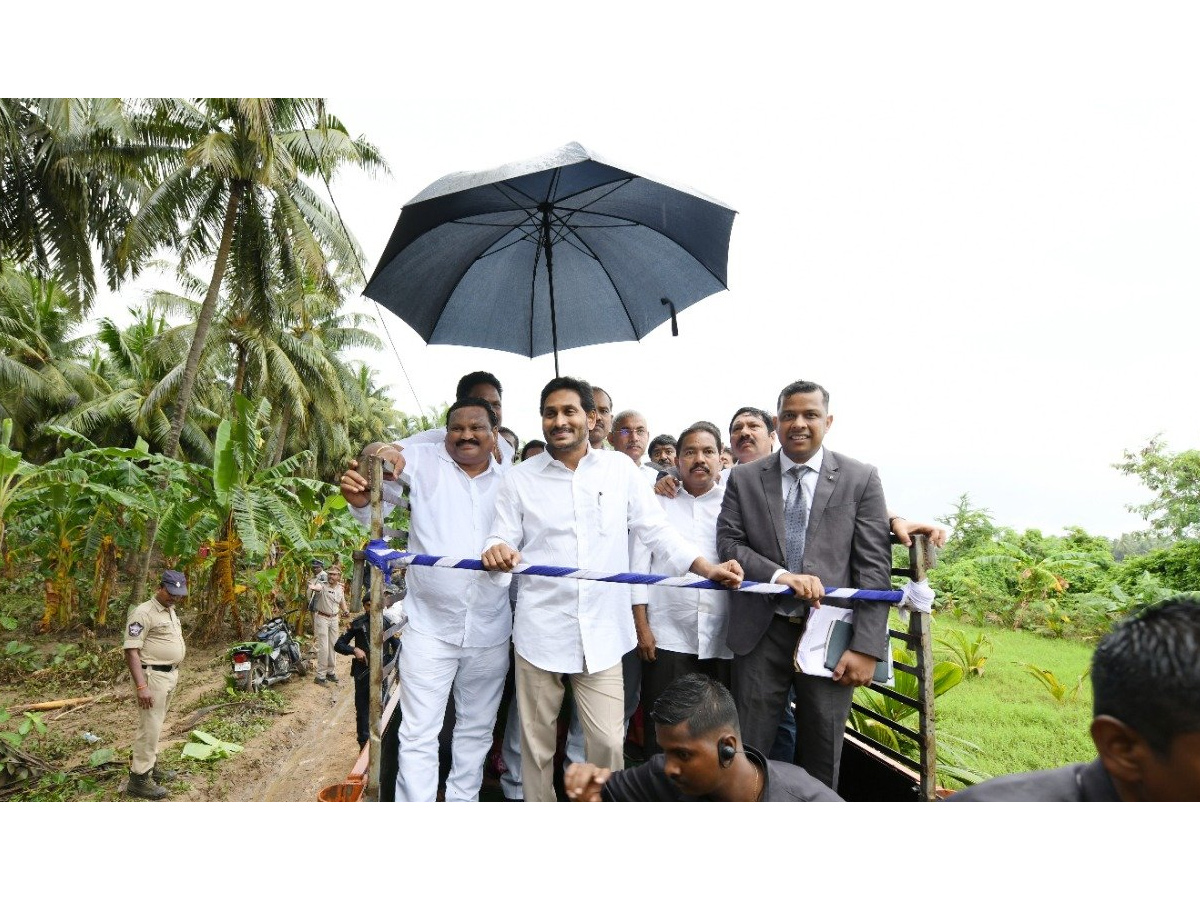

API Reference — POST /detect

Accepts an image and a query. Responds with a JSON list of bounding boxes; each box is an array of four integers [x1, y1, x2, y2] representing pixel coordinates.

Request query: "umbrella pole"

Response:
[[539, 205, 560, 377]]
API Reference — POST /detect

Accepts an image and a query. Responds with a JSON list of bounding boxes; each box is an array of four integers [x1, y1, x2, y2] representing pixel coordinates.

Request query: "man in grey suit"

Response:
[[716, 380, 892, 790]]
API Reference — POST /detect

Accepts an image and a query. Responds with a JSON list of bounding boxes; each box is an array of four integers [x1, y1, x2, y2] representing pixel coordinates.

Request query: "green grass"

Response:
[[928, 619, 1095, 779]]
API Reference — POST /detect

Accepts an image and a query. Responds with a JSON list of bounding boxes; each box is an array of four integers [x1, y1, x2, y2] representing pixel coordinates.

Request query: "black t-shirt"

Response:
[[599, 745, 842, 802]]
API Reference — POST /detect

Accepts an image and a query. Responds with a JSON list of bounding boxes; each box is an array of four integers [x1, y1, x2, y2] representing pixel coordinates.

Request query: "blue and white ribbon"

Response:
[[363, 540, 934, 613]]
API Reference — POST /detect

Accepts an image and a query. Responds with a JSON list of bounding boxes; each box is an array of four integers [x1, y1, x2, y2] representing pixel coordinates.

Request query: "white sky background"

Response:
[[28, 2, 1200, 540]]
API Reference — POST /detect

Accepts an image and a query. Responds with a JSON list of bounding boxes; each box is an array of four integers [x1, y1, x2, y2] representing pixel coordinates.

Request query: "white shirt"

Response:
[[484, 445, 701, 674], [351, 442, 510, 648], [771, 447, 824, 584], [639, 463, 660, 484], [630, 481, 732, 660]]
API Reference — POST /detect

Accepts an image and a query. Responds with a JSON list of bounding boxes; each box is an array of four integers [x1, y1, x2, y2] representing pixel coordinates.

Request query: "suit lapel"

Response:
[[806, 451, 840, 541], [758, 452, 785, 561]]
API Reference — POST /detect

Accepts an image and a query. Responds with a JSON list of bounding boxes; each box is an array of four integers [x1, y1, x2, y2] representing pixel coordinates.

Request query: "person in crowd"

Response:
[[312, 563, 349, 684], [610, 410, 659, 483], [340, 399, 510, 802], [717, 380, 892, 791], [395, 371, 516, 465], [123, 570, 188, 800], [335, 587, 388, 750], [720, 446, 735, 469], [648, 434, 677, 469], [481, 376, 743, 801], [948, 596, 1200, 802], [497, 427, 520, 464], [520, 439, 546, 461], [631, 422, 734, 755], [564, 674, 840, 802], [588, 386, 614, 450]]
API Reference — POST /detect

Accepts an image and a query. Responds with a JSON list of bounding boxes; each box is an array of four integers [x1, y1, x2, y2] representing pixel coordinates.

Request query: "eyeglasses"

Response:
[[617, 427, 649, 438]]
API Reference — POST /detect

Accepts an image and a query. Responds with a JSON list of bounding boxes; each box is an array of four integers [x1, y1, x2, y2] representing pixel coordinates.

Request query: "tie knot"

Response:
[[790, 464, 809, 480]]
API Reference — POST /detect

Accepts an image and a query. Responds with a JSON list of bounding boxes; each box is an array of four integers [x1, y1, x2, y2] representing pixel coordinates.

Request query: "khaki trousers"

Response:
[[314, 613, 339, 677], [515, 653, 624, 802], [131, 667, 178, 775]]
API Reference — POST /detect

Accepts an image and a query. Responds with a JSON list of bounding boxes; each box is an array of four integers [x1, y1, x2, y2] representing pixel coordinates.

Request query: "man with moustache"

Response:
[[648, 434, 677, 470], [394, 371, 516, 465], [481, 376, 744, 801], [340, 399, 510, 802], [588, 386, 614, 450], [718, 381, 892, 790], [631, 422, 734, 755]]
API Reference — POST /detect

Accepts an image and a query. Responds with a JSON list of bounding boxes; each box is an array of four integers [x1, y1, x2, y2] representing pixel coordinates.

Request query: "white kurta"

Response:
[[631, 481, 733, 660], [484, 446, 700, 674]]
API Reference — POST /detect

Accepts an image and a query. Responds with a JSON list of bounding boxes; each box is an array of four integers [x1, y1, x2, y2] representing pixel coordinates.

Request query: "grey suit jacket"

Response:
[[716, 449, 892, 658]]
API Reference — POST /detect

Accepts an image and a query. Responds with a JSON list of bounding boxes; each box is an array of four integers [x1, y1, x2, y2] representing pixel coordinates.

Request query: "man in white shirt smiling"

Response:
[[341, 398, 511, 802], [482, 376, 744, 801], [631, 421, 734, 756]]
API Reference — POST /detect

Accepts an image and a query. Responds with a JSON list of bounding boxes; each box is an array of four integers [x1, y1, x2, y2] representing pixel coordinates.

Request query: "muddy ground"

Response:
[[1, 636, 364, 802]]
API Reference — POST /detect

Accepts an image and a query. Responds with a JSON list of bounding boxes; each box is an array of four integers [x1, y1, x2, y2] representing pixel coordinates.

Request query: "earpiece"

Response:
[[718, 741, 737, 766]]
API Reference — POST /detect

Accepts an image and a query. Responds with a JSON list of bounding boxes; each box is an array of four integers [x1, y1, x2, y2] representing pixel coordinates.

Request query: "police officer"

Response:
[[313, 563, 349, 684], [123, 570, 188, 800]]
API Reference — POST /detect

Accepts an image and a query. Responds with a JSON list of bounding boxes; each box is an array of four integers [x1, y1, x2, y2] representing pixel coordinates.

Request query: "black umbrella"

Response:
[[364, 142, 736, 375]]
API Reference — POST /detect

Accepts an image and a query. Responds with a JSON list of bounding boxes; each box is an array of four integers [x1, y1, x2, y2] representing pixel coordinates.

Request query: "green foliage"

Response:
[[1021, 663, 1089, 703], [849, 646, 985, 787], [1117, 540, 1200, 595], [1115, 435, 1200, 541], [936, 629, 992, 676], [180, 729, 244, 761]]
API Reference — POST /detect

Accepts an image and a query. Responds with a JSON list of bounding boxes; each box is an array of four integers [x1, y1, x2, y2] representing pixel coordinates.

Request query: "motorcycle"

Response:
[[230, 613, 307, 691]]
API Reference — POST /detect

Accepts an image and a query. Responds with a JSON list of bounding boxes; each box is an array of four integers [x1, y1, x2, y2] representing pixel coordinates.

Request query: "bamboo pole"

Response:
[[367, 455, 384, 801]]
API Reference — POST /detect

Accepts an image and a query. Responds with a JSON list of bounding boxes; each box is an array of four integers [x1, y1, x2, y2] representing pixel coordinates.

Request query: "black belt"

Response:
[[142, 663, 176, 672]]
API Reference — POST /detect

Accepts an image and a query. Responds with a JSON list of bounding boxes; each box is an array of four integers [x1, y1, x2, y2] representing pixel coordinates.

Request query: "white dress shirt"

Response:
[[484, 446, 701, 675], [771, 446, 824, 584], [352, 442, 511, 648], [630, 481, 732, 660]]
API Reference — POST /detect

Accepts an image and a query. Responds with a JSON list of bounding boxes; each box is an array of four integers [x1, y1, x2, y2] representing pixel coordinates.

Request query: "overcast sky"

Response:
[[39, 3, 1200, 540]]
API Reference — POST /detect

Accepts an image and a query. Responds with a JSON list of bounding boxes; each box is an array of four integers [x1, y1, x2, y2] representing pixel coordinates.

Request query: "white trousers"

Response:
[[395, 629, 509, 802]]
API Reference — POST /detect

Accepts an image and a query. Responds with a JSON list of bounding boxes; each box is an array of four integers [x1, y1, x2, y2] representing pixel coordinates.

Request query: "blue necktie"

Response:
[[778, 465, 810, 617]]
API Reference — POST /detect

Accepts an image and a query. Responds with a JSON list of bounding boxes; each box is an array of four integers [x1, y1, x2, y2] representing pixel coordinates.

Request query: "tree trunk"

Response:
[[272, 405, 292, 466], [233, 341, 248, 396], [164, 181, 244, 459], [130, 181, 245, 604]]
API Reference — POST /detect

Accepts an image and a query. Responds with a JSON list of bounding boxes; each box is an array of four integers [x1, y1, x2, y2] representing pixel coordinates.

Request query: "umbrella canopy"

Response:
[[364, 142, 736, 374]]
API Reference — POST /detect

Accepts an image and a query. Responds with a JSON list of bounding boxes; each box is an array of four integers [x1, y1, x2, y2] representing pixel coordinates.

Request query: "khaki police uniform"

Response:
[[124, 597, 186, 775], [313, 579, 346, 679]]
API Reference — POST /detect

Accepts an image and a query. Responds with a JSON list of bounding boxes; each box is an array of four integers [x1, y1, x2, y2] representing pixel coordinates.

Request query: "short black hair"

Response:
[[456, 371, 502, 400], [498, 425, 519, 447], [520, 439, 547, 461], [539, 376, 596, 414], [592, 386, 612, 407], [676, 421, 723, 455], [446, 397, 498, 429], [1092, 596, 1200, 754], [727, 406, 775, 436], [777, 380, 830, 411], [648, 434, 676, 455], [650, 674, 740, 739]]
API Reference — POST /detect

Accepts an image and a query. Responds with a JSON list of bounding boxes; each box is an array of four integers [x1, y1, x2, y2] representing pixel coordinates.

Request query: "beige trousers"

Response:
[[314, 613, 339, 677], [514, 653, 625, 802], [131, 667, 178, 775]]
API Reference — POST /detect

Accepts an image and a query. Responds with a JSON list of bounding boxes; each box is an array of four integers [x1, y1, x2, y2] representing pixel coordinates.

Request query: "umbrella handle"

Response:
[[661, 298, 679, 336]]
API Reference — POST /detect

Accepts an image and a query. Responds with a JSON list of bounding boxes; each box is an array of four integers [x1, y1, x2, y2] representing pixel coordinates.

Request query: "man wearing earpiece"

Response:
[[564, 674, 841, 802]]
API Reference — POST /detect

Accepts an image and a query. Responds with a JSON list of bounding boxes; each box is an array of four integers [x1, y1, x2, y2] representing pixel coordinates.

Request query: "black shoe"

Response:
[[127, 770, 167, 800]]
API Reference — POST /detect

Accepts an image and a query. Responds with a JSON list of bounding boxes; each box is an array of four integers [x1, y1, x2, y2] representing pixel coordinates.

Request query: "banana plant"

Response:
[[0, 419, 36, 575], [168, 395, 329, 637]]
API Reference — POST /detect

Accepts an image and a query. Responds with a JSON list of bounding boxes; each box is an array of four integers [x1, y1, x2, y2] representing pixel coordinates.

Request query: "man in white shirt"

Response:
[[340, 398, 511, 802], [610, 409, 660, 483], [631, 421, 734, 755], [392, 371, 517, 466], [482, 376, 744, 801], [588, 386, 614, 451]]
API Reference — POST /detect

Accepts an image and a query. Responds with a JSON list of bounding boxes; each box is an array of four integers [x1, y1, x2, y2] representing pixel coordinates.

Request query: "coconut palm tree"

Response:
[[0, 98, 141, 303], [119, 98, 386, 460], [0, 266, 109, 459]]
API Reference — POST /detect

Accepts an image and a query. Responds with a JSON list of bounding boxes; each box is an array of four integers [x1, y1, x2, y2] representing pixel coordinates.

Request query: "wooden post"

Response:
[[908, 534, 939, 800], [367, 455, 384, 801]]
